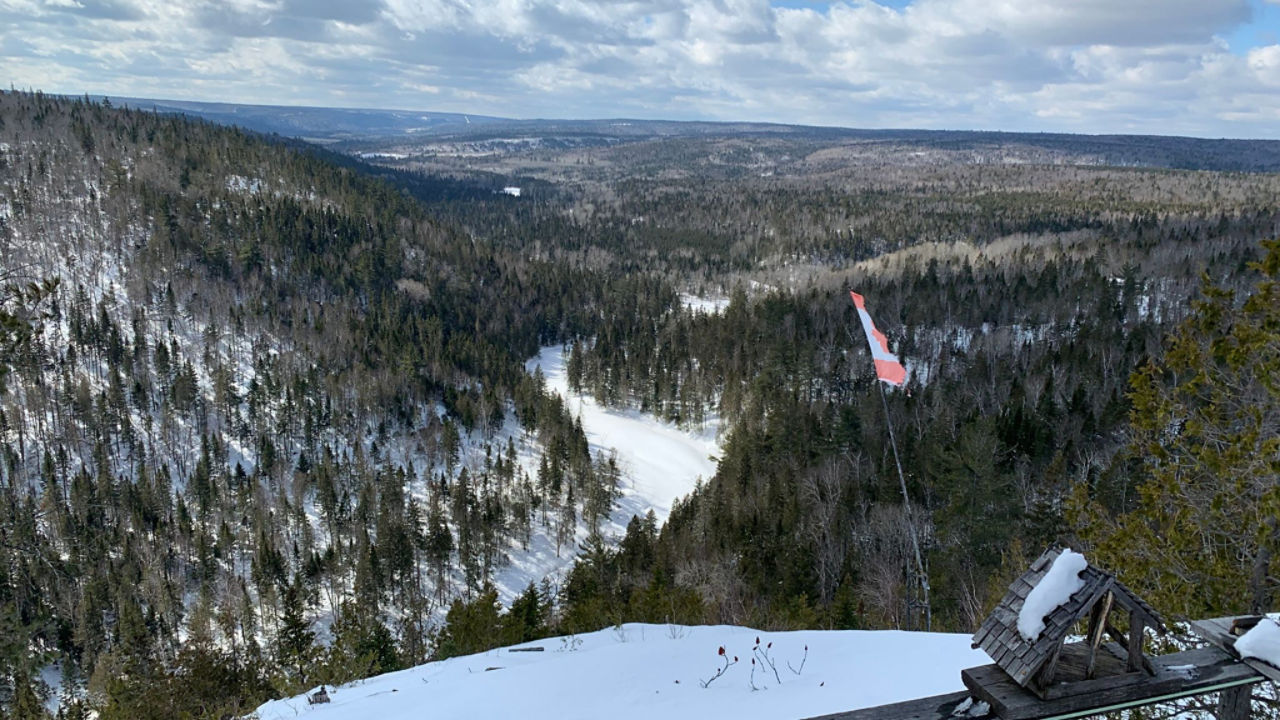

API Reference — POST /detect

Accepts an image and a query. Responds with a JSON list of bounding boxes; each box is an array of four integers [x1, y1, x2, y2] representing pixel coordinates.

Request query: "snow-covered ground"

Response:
[[253, 624, 988, 720], [527, 345, 722, 523]]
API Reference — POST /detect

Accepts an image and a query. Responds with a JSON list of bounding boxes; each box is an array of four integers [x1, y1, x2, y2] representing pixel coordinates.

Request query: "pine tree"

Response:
[[274, 579, 316, 687], [322, 601, 401, 686], [432, 586, 502, 660]]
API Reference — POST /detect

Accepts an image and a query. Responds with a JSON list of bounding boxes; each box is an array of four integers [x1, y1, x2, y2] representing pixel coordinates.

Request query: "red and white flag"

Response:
[[850, 291, 907, 386]]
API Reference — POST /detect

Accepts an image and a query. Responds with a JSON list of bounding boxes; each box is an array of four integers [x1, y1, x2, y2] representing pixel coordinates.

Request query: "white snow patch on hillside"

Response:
[[254, 624, 988, 720], [1018, 550, 1088, 641], [680, 293, 730, 315], [226, 174, 264, 194], [39, 663, 64, 715], [528, 346, 721, 523]]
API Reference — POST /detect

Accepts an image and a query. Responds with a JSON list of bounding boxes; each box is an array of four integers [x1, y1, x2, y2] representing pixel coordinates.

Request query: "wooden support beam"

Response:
[[1216, 684, 1252, 720], [1098, 618, 1156, 675], [1127, 617, 1145, 673], [1085, 591, 1113, 679]]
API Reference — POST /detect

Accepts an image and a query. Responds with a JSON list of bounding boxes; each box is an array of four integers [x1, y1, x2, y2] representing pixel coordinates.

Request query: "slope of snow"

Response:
[[527, 345, 721, 523], [253, 624, 988, 720], [1018, 550, 1088, 641]]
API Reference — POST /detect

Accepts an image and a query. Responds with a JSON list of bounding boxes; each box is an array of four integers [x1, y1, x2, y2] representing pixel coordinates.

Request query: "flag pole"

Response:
[[876, 376, 931, 632], [847, 297, 930, 631]]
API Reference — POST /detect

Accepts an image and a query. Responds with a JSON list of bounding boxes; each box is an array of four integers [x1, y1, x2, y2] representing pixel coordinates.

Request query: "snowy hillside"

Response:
[[0, 93, 736, 712], [254, 624, 987, 720]]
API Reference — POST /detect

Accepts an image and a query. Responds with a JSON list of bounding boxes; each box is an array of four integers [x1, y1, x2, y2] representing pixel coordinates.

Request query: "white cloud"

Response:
[[0, 0, 1277, 136], [1248, 43, 1280, 80]]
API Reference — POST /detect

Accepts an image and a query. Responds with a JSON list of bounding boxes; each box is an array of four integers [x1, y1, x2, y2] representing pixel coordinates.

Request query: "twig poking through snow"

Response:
[[699, 646, 738, 688], [788, 645, 808, 676], [753, 637, 782, 685]]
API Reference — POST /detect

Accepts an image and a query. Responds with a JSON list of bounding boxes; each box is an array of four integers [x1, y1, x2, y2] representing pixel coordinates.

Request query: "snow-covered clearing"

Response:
[[253, 624, 988, 720], [1017, 550, 1088, 641], [527, 345, 722, 524]]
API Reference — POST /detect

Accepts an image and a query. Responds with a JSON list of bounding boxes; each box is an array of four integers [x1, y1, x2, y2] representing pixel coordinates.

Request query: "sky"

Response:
[[3, 0, 1280, 138]]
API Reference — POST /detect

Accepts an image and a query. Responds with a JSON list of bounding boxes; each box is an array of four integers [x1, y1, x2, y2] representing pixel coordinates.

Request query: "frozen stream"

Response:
[[526, 345, 722, 524]]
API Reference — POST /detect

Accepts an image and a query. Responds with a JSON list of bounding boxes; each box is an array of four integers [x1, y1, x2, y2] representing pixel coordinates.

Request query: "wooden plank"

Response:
[[800, 690, 991, 720], [1102, 621, 1154, 675], [808, 647, 1262, 720], [1041, 644, 1143, 702], [1189, 616, 1236, 650], [1042, 666, 1146, 701], [973, 624, 994, 649], [1243, 659, 1280, 684], [961, 646, 1263, 720], [994, 605, 1019, 626], [1035, 642, 1129, 691], [1030, 550, 1056, 572]]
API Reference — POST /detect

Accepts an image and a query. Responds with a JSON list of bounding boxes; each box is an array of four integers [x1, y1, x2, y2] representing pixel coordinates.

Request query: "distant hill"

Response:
[[96, 95, 510, 141], [88, 95, 1280, 172]]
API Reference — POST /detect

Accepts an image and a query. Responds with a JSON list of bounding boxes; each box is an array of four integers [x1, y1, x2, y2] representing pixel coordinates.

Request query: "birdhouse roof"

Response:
[[971, 547, 1167, 688]]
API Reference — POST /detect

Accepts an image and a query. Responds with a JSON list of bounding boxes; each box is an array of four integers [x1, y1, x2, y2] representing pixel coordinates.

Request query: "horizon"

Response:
[[27, 90, 1279, 144]]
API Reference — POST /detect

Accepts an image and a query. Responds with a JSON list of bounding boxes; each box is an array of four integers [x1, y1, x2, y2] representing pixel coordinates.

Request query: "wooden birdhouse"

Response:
[[970, 547, 1167, 700]]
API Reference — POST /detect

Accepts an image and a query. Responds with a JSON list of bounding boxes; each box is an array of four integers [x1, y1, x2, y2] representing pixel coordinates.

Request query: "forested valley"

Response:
[[1, 91, 1278, 718]]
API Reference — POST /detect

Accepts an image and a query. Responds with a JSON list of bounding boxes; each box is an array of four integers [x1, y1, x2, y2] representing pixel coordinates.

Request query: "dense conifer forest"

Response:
[[1, 91, 1278, 717]]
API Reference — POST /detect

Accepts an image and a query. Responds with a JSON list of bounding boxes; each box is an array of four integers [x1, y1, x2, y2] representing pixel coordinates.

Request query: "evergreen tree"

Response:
[[432, 586, 502, 660], [274, 579, 316, 688], [322, 601, 401, 686], [1075, 239, 1280, 619]]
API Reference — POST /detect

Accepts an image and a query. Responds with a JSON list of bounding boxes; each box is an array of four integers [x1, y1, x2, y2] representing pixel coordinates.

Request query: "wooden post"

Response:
[[1126, 615, 1145, 673], [1217, 684, 1252, 720], [1085, 591, 1114, 679]]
